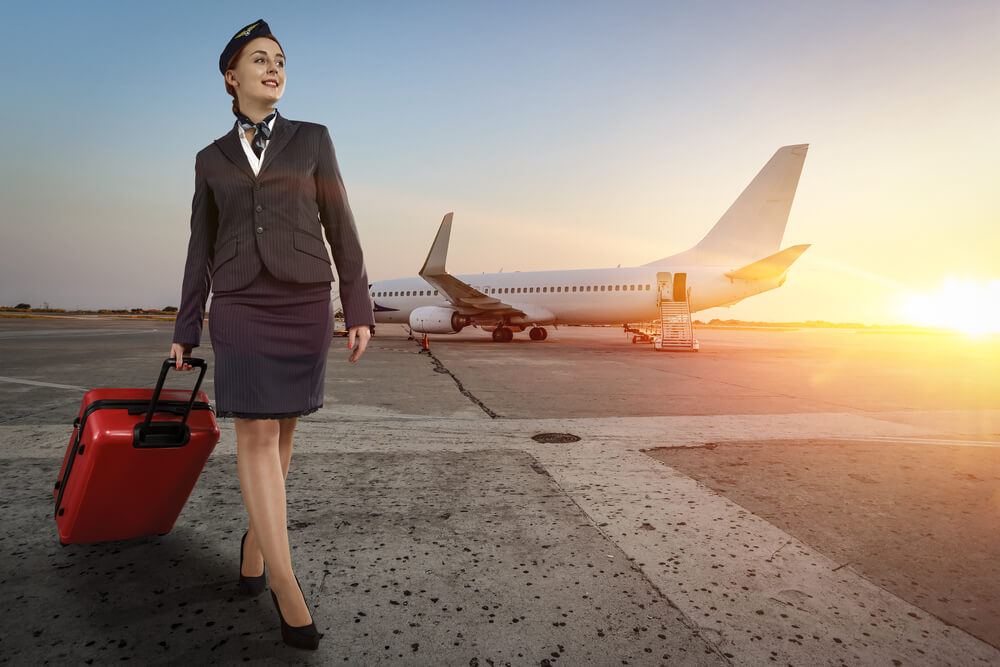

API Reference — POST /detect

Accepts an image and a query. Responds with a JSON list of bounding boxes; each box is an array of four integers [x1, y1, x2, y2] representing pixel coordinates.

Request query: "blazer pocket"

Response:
[[213, 237, 238, 272], [293, 230, 331, 264]]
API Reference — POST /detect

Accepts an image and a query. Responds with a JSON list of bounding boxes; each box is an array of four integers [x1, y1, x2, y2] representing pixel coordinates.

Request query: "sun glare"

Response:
[[897, 277, 1000, 335]]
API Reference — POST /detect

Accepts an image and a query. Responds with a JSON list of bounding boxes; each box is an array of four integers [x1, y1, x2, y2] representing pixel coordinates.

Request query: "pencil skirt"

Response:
[[208, 268, 334, 419]]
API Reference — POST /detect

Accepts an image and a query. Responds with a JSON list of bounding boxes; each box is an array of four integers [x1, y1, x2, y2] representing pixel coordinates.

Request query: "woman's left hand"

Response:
[[347, 325, 371, 363]]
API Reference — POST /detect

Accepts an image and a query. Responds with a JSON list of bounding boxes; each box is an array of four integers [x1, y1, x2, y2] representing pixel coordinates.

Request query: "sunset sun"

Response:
[[897, 277, 1000, 335]]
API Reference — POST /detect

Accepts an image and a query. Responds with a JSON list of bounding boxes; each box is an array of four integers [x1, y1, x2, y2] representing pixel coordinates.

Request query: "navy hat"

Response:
[[219, 19, 273, 75]]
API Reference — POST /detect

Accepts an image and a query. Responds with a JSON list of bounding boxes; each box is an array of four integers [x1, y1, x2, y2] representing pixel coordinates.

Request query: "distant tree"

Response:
[[131, 308, 145, 313], [162, 306, 178, 313], [15, 303, 30, 310]]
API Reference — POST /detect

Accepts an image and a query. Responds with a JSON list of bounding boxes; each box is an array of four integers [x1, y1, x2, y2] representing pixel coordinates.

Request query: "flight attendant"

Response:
[[170, 19, 374, 650]]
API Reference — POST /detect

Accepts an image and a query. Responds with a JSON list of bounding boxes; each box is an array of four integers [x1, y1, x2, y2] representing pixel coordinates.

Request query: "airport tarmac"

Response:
[[1, 317, 999, 665]]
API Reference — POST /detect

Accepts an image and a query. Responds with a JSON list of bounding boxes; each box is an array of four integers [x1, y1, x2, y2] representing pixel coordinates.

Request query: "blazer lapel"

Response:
[[258, 113, 297, 175], [213, 127, 255, 182]]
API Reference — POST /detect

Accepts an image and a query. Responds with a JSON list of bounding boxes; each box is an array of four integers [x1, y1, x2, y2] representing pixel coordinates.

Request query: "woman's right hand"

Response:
[[170, 343, 193, 370]]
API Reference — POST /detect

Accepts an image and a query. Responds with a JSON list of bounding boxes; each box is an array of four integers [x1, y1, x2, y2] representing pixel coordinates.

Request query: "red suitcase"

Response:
[[54, 358, 220, 545]]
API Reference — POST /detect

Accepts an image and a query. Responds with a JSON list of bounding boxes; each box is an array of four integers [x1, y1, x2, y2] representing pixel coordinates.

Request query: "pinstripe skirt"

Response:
[[208, 267, 334, 419]]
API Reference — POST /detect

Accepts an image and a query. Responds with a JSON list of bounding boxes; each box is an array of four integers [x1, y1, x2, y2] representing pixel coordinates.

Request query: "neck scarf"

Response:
[[236, 110, 276, 158]]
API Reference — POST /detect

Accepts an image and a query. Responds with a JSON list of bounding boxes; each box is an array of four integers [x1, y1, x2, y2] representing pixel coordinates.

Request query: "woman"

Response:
[[170, 19, 374, 650]]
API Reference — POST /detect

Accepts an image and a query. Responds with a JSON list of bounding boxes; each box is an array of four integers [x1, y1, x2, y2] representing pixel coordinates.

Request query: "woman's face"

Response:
[[226, 37, 285, 107]]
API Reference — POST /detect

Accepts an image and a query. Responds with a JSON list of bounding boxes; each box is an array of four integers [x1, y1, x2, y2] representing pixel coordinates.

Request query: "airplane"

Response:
[[368, 144, 811, 342]]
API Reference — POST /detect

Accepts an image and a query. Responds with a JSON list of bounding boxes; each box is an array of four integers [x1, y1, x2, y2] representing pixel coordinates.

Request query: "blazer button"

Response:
[[255, 205, 263, 213], [254, 184, 261, 191], [256, 226, 264, 234]]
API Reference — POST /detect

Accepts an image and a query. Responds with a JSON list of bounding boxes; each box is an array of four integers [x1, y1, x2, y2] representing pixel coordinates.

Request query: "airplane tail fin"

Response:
[[645, 144, 808, 266]]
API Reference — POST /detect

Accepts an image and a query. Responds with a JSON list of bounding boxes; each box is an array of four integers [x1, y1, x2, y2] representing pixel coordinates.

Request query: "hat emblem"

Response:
[[235, 22, 260, 39]]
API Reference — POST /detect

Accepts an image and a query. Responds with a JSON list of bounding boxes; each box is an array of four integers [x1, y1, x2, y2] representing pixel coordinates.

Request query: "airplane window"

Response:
[[600, 285, 605, 292], [571, 286, 576, 292], [629, 284, 634, 291], [529, 287, 534, 293], [646, 284, 651, 290], [615, 285, 620, 291], [543, 287, 547, 293]]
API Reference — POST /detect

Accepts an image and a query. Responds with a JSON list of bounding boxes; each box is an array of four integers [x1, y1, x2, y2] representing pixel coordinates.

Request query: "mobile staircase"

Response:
[[653, 272, 699, 351]]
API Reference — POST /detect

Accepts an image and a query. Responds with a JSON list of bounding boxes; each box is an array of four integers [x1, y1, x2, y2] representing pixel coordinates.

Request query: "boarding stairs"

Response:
[[653, 273, 698, 351]]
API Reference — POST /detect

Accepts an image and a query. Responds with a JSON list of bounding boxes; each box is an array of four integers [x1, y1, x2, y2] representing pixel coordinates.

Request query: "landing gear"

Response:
[[529, 327, 548, 341], [491, 327, 514, 342]]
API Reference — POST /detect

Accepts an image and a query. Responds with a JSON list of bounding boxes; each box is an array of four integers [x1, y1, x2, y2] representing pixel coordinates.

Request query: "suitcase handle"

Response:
[[134, 358, 208, 447]]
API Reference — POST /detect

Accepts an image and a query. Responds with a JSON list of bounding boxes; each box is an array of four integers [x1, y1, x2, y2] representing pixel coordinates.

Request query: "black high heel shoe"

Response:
[[238, 530, 266, 597], [270, 577, 323, 650]]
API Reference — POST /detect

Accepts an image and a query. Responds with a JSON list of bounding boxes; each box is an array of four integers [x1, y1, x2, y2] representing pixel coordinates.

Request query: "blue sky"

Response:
[[3, 1, 998, 323]]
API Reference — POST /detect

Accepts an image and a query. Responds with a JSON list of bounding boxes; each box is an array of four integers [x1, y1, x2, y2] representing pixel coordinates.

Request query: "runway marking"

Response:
[[0, 329, 159, 340], [854, 436, 1000, 448], [0, 377, 87, 391]]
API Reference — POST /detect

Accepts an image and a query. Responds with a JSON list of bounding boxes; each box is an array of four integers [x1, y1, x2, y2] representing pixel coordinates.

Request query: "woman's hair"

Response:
[[224, 34, 284, 117]]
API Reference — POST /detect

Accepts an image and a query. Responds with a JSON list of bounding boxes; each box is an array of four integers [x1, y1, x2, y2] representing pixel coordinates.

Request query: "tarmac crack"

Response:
[[421, 349, 500, 419]]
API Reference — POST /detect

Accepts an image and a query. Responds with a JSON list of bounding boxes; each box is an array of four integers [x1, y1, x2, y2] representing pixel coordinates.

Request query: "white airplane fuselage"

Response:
[[370, 264, 784, 328]]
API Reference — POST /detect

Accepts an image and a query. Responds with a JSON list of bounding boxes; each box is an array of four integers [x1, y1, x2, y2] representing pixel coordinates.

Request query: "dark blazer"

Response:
[[173, 112, 375, 347]]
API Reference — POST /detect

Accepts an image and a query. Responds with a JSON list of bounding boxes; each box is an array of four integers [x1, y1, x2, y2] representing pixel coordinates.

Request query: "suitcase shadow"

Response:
[[8, 458, 309, 662]]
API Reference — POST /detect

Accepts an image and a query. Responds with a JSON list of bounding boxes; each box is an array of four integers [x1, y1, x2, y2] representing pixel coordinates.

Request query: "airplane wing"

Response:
[[419, 213, 525, 319], [724, 244, 811, 281]]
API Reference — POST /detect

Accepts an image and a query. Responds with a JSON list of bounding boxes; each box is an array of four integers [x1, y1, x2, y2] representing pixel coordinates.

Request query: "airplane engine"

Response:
[[409, 306, 470, 334]]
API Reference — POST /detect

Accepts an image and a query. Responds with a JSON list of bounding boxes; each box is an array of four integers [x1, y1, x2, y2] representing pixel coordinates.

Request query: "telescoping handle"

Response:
[[134, 358, 208, 448]]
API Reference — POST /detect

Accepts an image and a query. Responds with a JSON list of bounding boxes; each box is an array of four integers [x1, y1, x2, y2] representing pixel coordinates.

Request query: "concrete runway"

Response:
[[1, 316, 998, 665]]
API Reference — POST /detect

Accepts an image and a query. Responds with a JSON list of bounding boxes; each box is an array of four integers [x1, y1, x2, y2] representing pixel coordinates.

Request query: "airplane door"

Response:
[[673, 273, 687, 302], [656, 272, 672, 302]]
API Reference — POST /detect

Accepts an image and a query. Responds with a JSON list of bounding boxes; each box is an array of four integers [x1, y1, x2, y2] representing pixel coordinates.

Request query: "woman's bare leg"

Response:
[[242, 417, 298, 577], [235, 417, 311, 627]]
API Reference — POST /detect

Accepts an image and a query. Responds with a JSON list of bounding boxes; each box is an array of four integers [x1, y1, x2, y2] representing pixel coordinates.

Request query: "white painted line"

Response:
[[0, 377, 87, 391], [0, 329, 159, 340]]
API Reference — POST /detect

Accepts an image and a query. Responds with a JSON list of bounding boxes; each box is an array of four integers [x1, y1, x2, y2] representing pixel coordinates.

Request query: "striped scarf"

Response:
[[236, 111, 276, 157]]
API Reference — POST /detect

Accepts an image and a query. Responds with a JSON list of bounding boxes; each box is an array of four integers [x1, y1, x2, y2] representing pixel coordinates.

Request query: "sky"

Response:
[[2, 1, 997, 325]]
